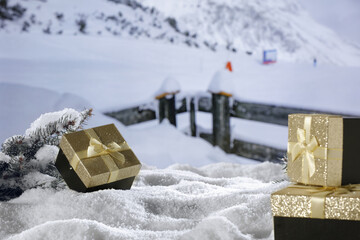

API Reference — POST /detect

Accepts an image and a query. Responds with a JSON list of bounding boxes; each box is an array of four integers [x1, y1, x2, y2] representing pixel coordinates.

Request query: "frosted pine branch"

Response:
[[0, 108, 92, 200]]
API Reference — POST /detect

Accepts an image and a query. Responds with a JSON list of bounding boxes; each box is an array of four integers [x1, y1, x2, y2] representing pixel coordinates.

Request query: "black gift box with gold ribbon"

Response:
[[55, 124, 141, 192], [287, 114, 360, 187], [271, 184, 360, 240]]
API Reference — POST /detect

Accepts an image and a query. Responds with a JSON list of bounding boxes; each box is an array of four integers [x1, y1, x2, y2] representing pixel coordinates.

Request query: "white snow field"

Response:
[[1, 162, 287, 240], [1, 33, 360, 150]]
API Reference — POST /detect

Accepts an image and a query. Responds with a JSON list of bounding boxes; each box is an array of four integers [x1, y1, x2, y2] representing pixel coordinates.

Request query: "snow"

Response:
[[0, 1, 359, 238], [154, 76, 181, 98], [2, 0, 360, 65], [139, 0, 360, 66], [0, 82, 92, 143], [207, 70, 236, 95], [1, 32, 360, 156], [33, 145, 59, 170], [300, 0, 360, 44], [0, 153, 11, 164], [25, 108, 85, 137], [1, 162, 288, 240]]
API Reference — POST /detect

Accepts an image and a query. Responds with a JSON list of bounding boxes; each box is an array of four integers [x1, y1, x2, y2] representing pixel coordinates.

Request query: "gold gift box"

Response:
[[287, 114, 360, 187], [271, 184, 360, 221], [57, 124, 141, 190]]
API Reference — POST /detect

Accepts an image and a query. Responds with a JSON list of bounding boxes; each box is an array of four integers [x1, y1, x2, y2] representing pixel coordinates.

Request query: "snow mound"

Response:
[[208, 70, 236, 95], [1, 162, 287, 240], [155, 76, 181, 98]]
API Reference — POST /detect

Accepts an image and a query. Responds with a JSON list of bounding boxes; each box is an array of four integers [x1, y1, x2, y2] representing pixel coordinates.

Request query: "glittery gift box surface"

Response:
[[55, 124, 141, 192], [271, 184, 360, 220], [287, 114, 360, 187], [271, 184, 360, 240]]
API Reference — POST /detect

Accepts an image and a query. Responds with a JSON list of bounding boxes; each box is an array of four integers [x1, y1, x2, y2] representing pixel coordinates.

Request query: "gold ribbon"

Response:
[[83, 129, 130, 183], [289, 116, 322, 184], [288, 184, 360, 219], [87, 137, 128, 165]]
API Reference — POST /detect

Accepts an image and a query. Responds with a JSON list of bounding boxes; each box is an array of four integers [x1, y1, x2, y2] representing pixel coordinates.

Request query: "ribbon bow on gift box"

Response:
[[290, 116, 321, 184], [288, 115, 344, 185], [87, 138, 128, 165], [80, 128, 131, 184]]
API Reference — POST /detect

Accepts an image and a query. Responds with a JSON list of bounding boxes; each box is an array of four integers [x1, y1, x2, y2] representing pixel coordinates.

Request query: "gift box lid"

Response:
[[58, 124, 141, 188], [271, 184, 360, 221]]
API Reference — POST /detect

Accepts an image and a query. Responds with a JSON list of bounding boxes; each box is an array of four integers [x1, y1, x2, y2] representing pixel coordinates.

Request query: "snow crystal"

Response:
[[207, 70, 236, 96]]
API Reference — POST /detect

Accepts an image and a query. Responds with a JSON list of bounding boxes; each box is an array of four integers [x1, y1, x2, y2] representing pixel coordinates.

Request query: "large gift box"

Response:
[[271, 184, 360, 240], [55, 124, 141, 192], [287, 114, 360, 187]]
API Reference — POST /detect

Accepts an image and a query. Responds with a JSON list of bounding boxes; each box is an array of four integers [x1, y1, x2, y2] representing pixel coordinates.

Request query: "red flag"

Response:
[[225, 61, 233, 72]]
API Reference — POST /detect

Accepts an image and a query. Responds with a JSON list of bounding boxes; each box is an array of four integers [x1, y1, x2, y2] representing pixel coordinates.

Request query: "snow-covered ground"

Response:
[[1, 33, 360, 150], [1, 162, 287, 240]]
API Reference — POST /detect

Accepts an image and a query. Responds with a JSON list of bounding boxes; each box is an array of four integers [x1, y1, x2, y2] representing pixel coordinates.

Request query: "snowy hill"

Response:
[[140, 0, 360, 65], [1, 0, 360, 66], [0, 0, 197, 48]]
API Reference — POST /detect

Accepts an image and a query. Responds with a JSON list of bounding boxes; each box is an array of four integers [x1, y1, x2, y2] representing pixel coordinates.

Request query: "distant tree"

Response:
[[76, 16, 87, 34]]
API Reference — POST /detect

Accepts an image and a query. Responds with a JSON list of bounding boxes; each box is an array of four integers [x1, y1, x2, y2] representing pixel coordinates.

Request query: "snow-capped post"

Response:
[[155, 76, 181, 126], [190, 97, 197, 137], [208, 70, 235, 152]]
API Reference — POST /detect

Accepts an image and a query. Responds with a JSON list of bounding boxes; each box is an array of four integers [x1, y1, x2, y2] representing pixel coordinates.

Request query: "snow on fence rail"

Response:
[[104, 94, 355, 163]]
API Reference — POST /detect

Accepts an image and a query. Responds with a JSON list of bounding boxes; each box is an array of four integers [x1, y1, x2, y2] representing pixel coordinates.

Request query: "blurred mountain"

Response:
[[1, 0, 360, 66]]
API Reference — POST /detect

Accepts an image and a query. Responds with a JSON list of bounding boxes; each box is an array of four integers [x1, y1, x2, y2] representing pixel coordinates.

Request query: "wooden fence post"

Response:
[[158, 95, 177, 126], [155, 77, 181, 126], [190, 97, 197, 136], [212, 93, 231, 152]]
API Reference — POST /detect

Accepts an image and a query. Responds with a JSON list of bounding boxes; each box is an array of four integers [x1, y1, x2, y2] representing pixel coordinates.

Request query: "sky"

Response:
[[300, 0, 360, 45]]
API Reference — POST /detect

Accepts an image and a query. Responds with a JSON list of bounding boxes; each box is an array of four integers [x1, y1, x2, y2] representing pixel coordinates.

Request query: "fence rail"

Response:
[[105, 93, 355, 163]]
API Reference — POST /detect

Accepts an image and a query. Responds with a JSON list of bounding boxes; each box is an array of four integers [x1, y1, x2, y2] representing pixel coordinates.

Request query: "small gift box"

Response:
[[55, 124, 141, 192], [271, 184, 360, 240], [287, 114, 360, 187]]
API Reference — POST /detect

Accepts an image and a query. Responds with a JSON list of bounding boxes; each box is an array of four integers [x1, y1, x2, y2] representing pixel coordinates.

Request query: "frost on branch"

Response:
[[0, 108, 92, 201]]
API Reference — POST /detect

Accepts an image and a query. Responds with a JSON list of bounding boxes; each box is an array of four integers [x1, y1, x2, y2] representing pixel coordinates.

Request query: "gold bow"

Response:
[[82, 128, 130, 184], [290, 116, 319, 184], [288, 184, 360, 219], [87, 137, 128, 165]]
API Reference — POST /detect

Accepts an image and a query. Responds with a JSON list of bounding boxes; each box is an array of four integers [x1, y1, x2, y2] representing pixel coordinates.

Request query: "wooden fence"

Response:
[[105, 93, 353, 163]]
